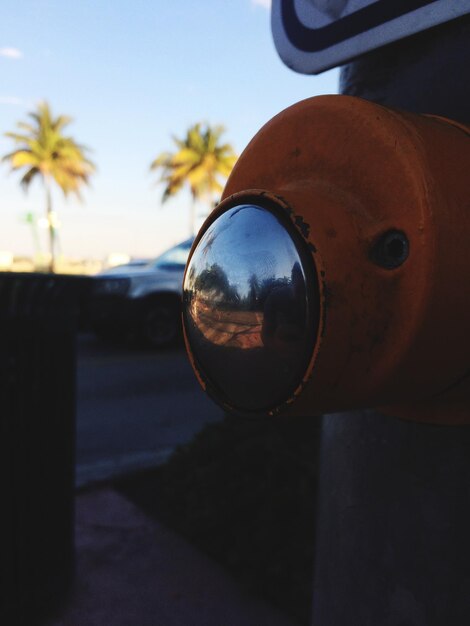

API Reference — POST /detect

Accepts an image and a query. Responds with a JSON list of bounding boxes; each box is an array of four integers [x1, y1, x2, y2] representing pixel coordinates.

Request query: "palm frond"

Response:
[[16, 121, 36, 133], [150, 152, 172, 170], [4, 132, 35, 144], [8, 149, 39, 169], [19, 167, 40, 190], [53, 114, 73, 132]]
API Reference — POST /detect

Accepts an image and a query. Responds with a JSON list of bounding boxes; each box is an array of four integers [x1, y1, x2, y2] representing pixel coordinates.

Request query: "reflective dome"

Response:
[[183, 204, 319, 413]]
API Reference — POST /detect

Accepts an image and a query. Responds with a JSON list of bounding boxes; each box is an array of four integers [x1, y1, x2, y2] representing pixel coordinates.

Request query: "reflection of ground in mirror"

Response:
[[190, 300, 264, 349], [184, 306, 310, 413]]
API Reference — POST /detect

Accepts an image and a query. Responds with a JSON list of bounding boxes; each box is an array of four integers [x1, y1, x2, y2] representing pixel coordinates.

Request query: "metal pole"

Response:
[[311, 15, 470, 626]]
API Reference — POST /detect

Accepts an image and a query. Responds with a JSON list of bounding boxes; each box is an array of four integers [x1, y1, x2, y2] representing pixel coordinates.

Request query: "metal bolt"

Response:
[[371, 230, 409, 269]]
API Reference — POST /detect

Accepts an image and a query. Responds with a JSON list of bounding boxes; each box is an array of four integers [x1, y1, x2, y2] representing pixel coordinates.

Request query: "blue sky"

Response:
[[0, 0, 338, 259]]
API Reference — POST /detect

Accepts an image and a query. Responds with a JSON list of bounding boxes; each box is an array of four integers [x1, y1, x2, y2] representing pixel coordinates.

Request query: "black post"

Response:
[[311, 16, 470, 626], [0, 273, 89, 625]]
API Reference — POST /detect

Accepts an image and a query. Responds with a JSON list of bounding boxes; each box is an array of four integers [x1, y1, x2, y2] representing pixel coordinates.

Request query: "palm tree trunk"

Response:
[[25, 212, 43, 263], [31, 218, 42, 260], [45, 178, 55, 273]]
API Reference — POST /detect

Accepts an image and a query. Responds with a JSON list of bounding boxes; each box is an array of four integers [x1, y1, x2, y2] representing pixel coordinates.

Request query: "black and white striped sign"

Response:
[[272, 0, 470, 73]]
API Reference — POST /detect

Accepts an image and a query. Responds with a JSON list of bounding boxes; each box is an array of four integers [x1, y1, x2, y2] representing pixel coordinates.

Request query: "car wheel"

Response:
[[141, 300, 180, 349]]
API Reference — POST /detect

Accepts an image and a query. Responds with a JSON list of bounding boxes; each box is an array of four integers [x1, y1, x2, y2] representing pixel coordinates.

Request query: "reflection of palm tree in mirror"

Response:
[[261, 262, 307, 348], [260, 276, 289, 302], [194, 263, 239, 306], [187, 263, 265, 349], [184, 265, 197, 305], [247, 273, 261, 310], [185, 255, 307, 351], [291, 261, 306, 304]]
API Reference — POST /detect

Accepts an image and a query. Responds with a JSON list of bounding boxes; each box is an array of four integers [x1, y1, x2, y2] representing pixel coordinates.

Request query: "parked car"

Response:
[[88, 238, 194, 348]]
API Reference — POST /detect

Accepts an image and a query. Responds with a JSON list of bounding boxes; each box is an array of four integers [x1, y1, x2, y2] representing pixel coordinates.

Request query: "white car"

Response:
[[89, 238, 194, 348]]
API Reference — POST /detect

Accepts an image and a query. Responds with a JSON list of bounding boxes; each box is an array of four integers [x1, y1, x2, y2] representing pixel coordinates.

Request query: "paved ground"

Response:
[[76, 334, 223, 486], [46, 488, 296, 626], [48, 337, 297, 625]]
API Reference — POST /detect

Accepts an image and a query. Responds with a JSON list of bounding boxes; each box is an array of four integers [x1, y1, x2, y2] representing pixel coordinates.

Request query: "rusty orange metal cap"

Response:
[[183, 95, 470, 424]]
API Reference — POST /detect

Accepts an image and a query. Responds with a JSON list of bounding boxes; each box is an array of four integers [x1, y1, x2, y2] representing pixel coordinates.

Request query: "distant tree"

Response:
[[2, 101, 95, 272], [150, 123, 237, 236]]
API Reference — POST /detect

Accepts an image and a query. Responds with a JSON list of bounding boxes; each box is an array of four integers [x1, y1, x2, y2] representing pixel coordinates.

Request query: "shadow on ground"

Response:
[[115, 414, 322, 625]]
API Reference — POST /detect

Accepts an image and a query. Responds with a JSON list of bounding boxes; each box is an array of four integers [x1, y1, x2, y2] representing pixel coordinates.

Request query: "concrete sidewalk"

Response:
[[46, 488, 296, 626]]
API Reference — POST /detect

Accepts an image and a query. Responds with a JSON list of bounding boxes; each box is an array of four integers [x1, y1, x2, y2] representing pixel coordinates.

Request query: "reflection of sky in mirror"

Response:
[[191, 205, 302, 300]]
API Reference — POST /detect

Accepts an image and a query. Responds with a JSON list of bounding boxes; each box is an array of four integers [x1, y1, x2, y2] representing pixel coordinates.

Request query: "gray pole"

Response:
[[312, 16, 470, 626]]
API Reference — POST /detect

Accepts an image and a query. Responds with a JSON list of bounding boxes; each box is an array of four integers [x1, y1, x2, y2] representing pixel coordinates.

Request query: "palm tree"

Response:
[[2, 101, 95, 272], [150, 123, 237, 236]]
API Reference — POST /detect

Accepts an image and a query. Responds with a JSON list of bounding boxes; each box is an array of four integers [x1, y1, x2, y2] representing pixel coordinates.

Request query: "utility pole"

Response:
[[311, 15, 470, 626]]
